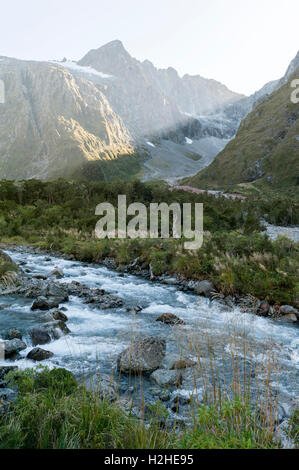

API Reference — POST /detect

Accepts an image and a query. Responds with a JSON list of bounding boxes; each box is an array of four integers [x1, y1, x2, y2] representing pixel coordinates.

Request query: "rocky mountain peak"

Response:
[[78, 40, 133, 76]]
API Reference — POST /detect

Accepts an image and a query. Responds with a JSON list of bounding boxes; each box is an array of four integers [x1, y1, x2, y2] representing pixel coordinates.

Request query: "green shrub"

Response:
[[179, 399, 278, 449]]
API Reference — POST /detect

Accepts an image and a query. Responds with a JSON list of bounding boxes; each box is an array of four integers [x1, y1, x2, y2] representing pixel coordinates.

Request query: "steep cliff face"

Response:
[[184, 74, 299, 191], [0, 57, 134, 180]]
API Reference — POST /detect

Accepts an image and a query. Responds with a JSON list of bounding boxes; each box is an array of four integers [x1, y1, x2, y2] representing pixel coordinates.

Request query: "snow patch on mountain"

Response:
[[50, 60, 114, 79]]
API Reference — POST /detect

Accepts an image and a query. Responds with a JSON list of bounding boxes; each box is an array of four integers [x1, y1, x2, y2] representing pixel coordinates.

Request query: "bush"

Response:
[[179, 399, 277, 449]]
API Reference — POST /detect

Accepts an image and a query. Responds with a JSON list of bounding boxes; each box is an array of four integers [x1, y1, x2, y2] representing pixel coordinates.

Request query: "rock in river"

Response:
[[51, 310, 68, 322], [27, 348, 54, 361], [29, 327, 51, 346], [117, 337, 166, 374], [280, 305, 298, 317], [277, 314, 298, 324], [50, 268, 64, 279], [7, 328, 22, 340], [150, 369, 182, 387], [162, 354, 197, 370], [29, 321, 70, 346], [31, 296, 58, 311], [156, 313, 185, 325]]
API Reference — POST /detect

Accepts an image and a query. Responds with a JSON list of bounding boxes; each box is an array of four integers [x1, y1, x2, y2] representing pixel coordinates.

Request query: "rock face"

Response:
[[156, 313, 185, 325], [117, 337, 166, 374], [24, 279, 69, 303], [0, 388, 17, 403], [0, 57, 134, 180], [27, 348, 54, 361]]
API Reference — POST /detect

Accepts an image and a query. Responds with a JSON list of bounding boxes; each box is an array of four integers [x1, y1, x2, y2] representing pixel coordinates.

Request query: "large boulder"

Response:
[[117, 337, 166, 374], [4, 339, 27, 358], [156, 313, 185, 325], [27, 348, 54, 361]]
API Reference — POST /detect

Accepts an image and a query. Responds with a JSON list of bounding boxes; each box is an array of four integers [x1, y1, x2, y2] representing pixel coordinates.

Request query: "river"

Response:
[[0, 247, 298, 426]]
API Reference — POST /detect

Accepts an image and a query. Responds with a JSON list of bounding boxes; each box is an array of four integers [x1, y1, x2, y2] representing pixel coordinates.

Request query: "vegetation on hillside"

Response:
[[0, 179, 298, 305], [184, 75, 299, 193]]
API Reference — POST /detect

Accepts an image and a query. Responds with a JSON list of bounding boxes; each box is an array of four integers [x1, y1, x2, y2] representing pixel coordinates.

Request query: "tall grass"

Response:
[[0, 316, 292, 449]]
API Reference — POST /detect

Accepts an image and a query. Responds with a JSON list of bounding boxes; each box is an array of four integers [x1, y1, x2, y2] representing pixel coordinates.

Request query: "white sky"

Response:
[[0, 0, 298, 95]]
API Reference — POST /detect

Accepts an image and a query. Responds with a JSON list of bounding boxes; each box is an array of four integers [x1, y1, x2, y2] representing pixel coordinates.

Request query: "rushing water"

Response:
[[0, 248, 298, 420]]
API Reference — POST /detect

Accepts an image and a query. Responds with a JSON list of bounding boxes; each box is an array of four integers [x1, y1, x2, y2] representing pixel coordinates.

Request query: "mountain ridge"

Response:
[[0, 42, 298, 182]]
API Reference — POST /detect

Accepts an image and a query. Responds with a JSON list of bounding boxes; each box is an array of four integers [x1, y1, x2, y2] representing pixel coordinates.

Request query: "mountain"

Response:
[[0, 57, 135, 180], [0, 41, 297, 183], [78, 40, 242, 141], [0, 41, 243, 181], [183, 72, 299, 192]]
